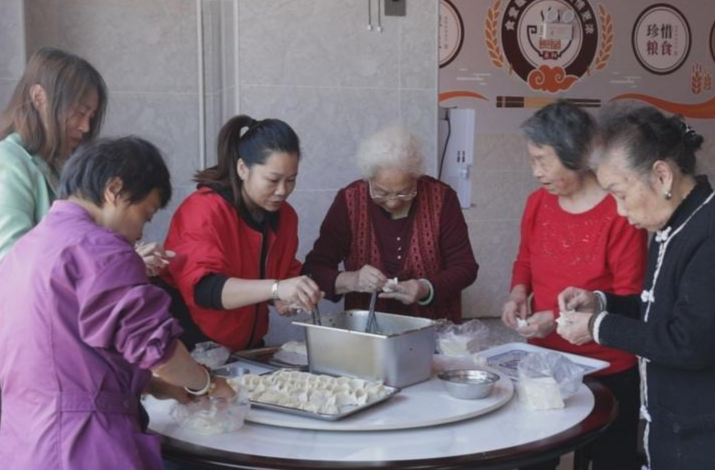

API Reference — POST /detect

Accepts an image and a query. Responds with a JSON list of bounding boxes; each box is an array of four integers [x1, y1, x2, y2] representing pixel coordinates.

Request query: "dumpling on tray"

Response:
[[236, 369, 392, 415]]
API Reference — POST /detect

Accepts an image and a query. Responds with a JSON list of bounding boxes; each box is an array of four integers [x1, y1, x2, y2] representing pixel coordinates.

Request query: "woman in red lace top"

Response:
[[502, 101, 648, 470], [303, 126, 478, 323]]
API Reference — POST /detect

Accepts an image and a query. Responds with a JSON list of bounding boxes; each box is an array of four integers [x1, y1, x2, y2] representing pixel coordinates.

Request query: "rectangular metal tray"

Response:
[[480, 342, 610, 381], [244, 370, 400, 421], [294, 309, 435, 388]]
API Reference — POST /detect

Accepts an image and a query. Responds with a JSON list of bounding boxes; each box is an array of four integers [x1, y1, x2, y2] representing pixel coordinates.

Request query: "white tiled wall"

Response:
[[22, 0, 440, 344], [462, 134, 540, 318], [24, 0, 203, 243], [227, 0, 440, 343], [0, 0, 25, 109]]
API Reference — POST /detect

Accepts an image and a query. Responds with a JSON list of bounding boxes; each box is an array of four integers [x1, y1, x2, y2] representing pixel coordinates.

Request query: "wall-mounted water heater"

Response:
[[438, 107, 475, 209]]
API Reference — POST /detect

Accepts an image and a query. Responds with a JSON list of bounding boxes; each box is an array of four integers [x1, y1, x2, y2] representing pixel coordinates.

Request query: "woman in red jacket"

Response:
[[502, 101, 648, 470], [161, 115, 321, 351]]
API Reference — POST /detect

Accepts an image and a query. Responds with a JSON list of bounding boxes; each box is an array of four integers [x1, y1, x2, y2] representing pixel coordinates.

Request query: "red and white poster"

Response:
[[439, 0, 715, 132]]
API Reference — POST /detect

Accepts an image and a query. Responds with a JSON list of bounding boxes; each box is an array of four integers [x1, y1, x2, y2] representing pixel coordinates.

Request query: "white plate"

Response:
[[480, 342, 609, 381]]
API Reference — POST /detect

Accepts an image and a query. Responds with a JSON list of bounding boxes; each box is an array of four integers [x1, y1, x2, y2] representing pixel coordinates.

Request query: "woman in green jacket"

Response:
[[0, 47, 108, 261], [0, 48, 171, 272]]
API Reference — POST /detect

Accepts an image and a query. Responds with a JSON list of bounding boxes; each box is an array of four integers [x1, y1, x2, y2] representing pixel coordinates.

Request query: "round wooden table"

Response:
[[146, 373, 616, 470]]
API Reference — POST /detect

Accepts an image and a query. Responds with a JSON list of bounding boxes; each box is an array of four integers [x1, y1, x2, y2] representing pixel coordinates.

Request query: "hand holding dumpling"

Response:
[[556, 309, 593, 346], [353, 264, 388, 293], [514, 310, 556, 339], [136, 241, 175, 277], [274, 275, 323, 315], [557, 286, 597, 314], [502, 285, 529, 329], [379, 278, 431, 305]]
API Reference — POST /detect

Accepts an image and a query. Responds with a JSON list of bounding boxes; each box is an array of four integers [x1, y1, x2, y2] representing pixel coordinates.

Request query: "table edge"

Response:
[[160, 379, 616, 470]]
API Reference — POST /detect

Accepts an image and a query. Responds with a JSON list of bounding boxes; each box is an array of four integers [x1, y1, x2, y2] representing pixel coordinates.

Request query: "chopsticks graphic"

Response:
[[496, 96, 602, 108]]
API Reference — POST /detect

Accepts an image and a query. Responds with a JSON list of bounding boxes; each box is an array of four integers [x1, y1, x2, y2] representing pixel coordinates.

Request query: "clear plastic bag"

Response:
[[435, 319, 490, 357], [191, 341, 230, 369], [516, 352, 584, 410], [272, 341, 308, 366], [170, 387, 250, 435], [432, 352, 487, 373]]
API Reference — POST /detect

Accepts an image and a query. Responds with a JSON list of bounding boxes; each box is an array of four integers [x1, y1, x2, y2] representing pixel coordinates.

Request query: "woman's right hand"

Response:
[[208, 376, 236, 400], [502, 287, 528, 328], [351, 264, 388, 293], [276, 275, 322, 312], [558, 287, 596, 314]]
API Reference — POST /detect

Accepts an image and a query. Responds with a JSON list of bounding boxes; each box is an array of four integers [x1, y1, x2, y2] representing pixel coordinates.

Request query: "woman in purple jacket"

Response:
[[0, 137, 235, 470]]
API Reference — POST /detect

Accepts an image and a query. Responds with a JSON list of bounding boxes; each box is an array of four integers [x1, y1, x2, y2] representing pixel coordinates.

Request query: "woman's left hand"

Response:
[[379, 279, 429, 305], [274, 300, 300, 316], [136, 242, 175, 277]]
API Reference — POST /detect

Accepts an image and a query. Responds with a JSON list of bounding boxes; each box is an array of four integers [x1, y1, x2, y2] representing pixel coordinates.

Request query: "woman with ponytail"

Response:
[[160, 115, 321, 351]]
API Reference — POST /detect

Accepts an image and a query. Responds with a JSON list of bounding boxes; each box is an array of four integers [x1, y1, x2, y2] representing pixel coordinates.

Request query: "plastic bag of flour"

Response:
[[517, 352, 584, 410], [435, 319, 490, 357], [191, 341, 231, 369]]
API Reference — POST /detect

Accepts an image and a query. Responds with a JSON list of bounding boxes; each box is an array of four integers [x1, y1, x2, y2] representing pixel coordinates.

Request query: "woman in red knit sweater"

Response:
[[502, 101, 648, 470], [303, 126, 478, 323]]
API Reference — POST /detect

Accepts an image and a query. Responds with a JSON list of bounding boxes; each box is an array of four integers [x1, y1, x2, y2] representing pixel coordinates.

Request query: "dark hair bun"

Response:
[[681, 122, 704, 153], [599, 105, 702, 176]]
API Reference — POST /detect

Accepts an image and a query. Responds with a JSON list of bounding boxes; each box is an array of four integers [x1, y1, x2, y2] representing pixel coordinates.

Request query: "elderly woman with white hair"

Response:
[[303, 126, 478, 322]]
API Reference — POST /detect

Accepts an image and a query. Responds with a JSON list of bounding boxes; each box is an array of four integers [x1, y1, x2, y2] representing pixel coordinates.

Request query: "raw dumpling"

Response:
[[239, 369, 392, 414]]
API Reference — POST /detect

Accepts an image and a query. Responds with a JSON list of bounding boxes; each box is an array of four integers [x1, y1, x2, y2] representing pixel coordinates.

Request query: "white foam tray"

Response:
[[481, 342, 610, 381]]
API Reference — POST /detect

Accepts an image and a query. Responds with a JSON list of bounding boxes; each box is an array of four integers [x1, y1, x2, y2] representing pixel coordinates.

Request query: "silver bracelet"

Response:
[[594, 290, 607, 314]]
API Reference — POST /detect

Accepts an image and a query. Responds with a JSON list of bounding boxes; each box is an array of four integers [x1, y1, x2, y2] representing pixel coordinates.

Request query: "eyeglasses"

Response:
[[368, 180, 417, 202]]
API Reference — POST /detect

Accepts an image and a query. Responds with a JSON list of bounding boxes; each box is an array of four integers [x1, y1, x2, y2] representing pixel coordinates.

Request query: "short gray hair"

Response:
[[521, 100, 596, 172], [356, 125, 425, 179]]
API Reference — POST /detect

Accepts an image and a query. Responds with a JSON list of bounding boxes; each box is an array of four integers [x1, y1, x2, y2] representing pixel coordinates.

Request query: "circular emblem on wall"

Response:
[[632, 4, 691, 75], [439, 0, 464, 68], [500, 0, 599, 92]]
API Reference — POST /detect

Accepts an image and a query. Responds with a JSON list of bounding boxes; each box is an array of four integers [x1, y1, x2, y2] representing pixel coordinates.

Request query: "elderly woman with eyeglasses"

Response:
[[303, 126, 478, 322]]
